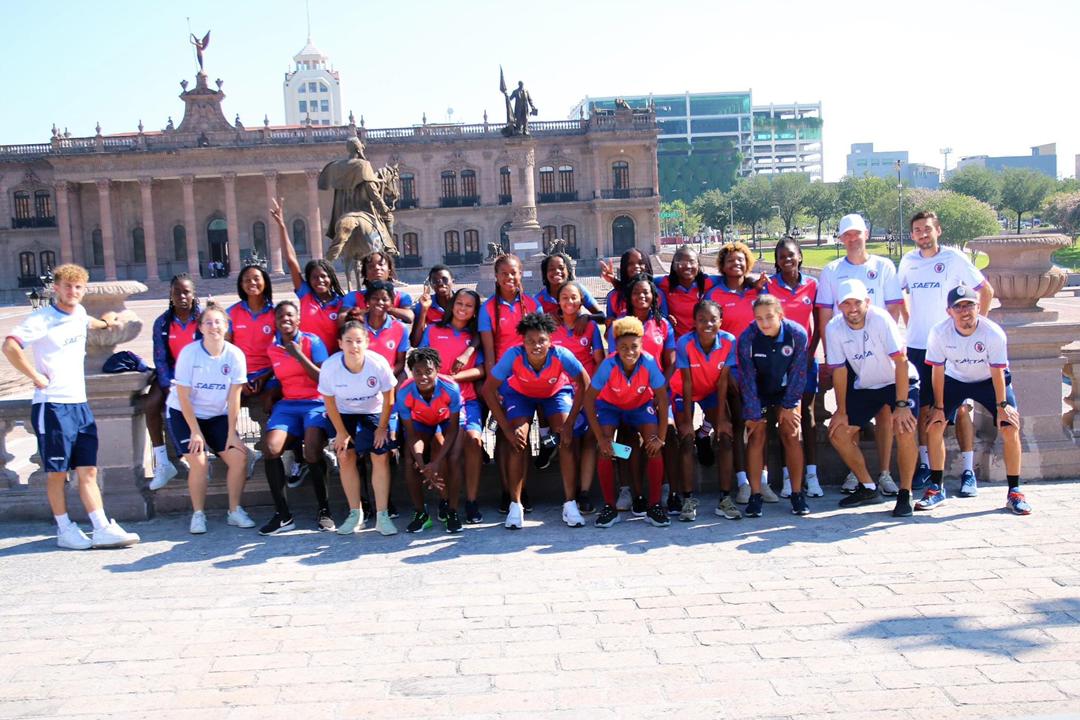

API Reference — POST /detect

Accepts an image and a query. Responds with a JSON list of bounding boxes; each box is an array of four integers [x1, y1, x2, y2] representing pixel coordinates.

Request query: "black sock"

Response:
[[685, 491, 693, 499], [930, 469, 943, 485], [265, 458, 291, 517], [308, 460, 329, 511], [718, 490, 728, 501], [1007, 475, 1020, 491]]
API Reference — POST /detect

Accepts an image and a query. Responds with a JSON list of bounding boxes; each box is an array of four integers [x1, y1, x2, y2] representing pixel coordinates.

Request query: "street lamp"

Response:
[[895, 160, 904, 258], [27, 290, 41, 309]]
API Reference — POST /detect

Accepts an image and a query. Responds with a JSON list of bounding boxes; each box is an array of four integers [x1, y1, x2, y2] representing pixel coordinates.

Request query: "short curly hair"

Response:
[[611, 316, 644, 339], [716, 241, 755, 275], [407, 347, 442, 370], [516, 311, 557, 337]]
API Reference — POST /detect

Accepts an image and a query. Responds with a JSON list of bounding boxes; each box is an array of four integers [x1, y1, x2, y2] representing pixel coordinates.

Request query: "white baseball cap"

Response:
[[837, 214, 868, 236], [837, 279, 869, 303]]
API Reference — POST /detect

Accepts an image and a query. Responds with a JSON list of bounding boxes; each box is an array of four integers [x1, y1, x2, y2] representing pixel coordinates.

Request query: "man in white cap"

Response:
[[817, 213, 905, 496], [825, 278, 918, 516]]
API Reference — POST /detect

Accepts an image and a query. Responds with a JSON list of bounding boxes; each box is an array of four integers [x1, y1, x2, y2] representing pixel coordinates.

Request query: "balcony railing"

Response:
[[398, 255, 423, 268], [439, 195, 480, 208], [498, 194, 512, 206], [397, 198, 419, 210], [600, 187, 655, 200], [537, 191, 580, 204], [11, 216, 57, 229]]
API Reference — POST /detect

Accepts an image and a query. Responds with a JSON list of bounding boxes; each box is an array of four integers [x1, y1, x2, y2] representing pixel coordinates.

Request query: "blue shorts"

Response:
[[462, 399, 483, 434], [943, 372, 1017, 425], [166, 409, 229, 456], [246, 368, 272, 384], [501, 385, 573, 423], [673, 392, 719, 418], [31, 402, 98, 473], [340, 413, 394, 455], [907, 348, 932, 398], [804, 357, 819, 396], [847, 382, 920, 428], [595, 399, 659, 429], [267, 399, 333, 438]]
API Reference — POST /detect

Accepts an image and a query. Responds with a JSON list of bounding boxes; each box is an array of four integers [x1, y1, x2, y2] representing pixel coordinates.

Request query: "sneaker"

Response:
[[667, 492, 682, 516], [745, 493, 764, 518], [679, 496, 699, 522], [646, 503, 671, 527], [562, 500, 585, 528], [406, 510, 432, 533], [631, 495, 647, 517], [912, 463, 932, 491], [576, 492, 595, 515], [915, 484, 947, 511], [790, 492, 810, 516], [781, 474, 793, 499], [760, 474, 779, 503], [258, 513, 295, 536], [714, 496, 742, 520], [892, 490, 913, 517], [287, 462, 304, 490], [316, 508, 336, 532], [148, 461, 177, 491], [387, 499, 399, 519], [464, 500, 483, 524], [878, 471, 899, 497], [499, 490, 511, 515], [375, 510, 398, 536], [841, 472, 859, 494], [445, 509, 463, 533], [91, 520, 141, 548], [1006, 490, 1032, 515], [189, 511, 207, 535], [505, 501, 524, 530], [227, 506, 256, 528], [805, 471, 824, 498], [839, 484, 883, 508], [245, 449, 262, 480], [57, 523, 92, 550], [595, 504, 620, 528], [958, 470, 979, 498], [437, 499, 449, 522], [533, 434, 558, 470], [734, 483, 751, 505], [615, 486, 633, 511], [281, 449, 297, 476], [695, 433, 715, 466], [521, 490, 533, 514], [336, 509, 363, 535]]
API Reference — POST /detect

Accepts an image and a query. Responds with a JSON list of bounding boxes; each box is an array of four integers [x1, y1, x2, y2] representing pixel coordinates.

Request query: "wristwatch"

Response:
[[996, 401, 1009, 409], [894, 400, 912, 409]]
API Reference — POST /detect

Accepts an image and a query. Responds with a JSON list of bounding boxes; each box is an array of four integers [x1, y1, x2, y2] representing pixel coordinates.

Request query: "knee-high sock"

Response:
[[265, 457, 290, 517], [647, 456, 664, 505], [598, 457, 617, 506], [309, 460, 328, 510]]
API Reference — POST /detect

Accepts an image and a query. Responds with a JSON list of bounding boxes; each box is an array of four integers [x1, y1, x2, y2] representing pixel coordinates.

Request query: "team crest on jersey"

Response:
[[934, 262, 945, 273], [646, 406, 656, 414], [387, 341, 396, 349], [329, 312, 338, 321], [974, 341, 986, 353], [438, 407, 449, 417], [866, 269, 878, 280], [637, 386, 647, 394], [221, 364, 231, 375], [262, 326, 272, 334], [863, 331, 869, 341], [366, 377, 378, 388], [781, 346, 793, 357], [579, 337, 589, 346], [548, 377, 558, 384], [801, 296, 812, 304]]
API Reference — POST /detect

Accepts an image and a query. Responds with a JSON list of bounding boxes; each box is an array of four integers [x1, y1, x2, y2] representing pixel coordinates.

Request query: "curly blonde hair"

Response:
[[52, 263, 89, 284], [611, 316, 644, 339]]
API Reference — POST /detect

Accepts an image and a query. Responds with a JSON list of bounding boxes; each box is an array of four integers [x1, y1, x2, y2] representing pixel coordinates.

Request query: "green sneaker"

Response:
[[336, 509, 363, 535], [406, 510, 432, 533]]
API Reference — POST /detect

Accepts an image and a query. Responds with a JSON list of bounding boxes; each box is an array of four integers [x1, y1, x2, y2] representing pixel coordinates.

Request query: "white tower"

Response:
[[283, 36, 342, 126]]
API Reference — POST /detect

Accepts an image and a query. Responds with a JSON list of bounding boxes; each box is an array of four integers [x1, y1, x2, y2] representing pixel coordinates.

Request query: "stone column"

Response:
[[180, 175, 200, 278], [304, 169, 324, 260], [263, 171, 284, 275], [504, 139, 543, 291], [70, 184, 85, 267], [222, 173, 242, 274], [137, 177, 159, 282], [591, 206, 607, 259], [95, 179, 118, 281], [53, 181, 73, 265]]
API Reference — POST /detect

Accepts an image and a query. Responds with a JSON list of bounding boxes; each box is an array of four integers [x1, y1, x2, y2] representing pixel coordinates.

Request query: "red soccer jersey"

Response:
[[767, 275, 817, 341], [395, 376, 462, 427], [478, 293, 540, 363], [418, 324, 483, 401], [365, 316, 410, 369], [591, 353, 667, 409], [657, 275, 719, 338], [268, 331, 328, 401], [706, 284, 760, 338], [491, 345, 584, 399], [552, 319, 603, 376], [168, 316, 199, 365], [227, 301, 275, 373], [673, 331, 737, 401], [296, 283, 345, 353], [606, 316, 675, 368]]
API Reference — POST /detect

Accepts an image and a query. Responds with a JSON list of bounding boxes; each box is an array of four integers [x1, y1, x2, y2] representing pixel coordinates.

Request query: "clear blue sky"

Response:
[[3, 0, 1077, 181]]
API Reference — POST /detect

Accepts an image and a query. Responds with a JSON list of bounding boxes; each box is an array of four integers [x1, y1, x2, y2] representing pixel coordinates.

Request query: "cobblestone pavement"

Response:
[[1, 480, 1079, 719]]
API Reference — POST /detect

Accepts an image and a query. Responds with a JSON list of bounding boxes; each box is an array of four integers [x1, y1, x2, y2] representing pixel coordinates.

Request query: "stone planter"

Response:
[[966, 233, 1070, 310], [82, 280, 147, 372]]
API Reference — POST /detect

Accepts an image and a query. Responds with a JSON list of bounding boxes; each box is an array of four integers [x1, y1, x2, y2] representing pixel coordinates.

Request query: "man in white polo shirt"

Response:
[[825, 279, 918, 517], [817, 213, 905, 496], [921, 285, 1029, 515], [2, 264, 141, 550]]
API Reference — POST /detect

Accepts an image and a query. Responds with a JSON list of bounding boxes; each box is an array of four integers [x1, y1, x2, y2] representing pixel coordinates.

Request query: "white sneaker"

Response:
[[189, 511, 207, 534], [735, 483, 751, 504], [878, 471, 899, 497], [805, 471, 824, 497], [781, 472, 793, 499], [841, 472, 859, 494], [226, 506, 256, 528], [148, 461, 177, 491], [246, 449, 262, 480], [615, 486, 632, 511], [57, 523, 92, 550], [375, 510, 397, 536], [505, 501, 524, 529], [281, 449, 297, 476], [91, 520, 140, 548], [760, 471, 779, 503], [562, 500, 585, 528], [336, 508, 363, 535]]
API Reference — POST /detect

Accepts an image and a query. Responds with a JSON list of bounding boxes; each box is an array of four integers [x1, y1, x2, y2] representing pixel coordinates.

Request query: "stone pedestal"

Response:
[[502, 137, 544, 293], [82, 280, 147, 372]]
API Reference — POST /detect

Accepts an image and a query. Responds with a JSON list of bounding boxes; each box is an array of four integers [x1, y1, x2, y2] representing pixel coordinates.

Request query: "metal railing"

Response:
[[600, 187, 655, 200], [11, 216, 57, 229]]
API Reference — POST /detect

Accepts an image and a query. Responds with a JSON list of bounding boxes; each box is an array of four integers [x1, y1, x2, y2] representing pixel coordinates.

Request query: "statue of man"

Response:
[[318, 137, 391, 240], [508, 81, 538, 135]]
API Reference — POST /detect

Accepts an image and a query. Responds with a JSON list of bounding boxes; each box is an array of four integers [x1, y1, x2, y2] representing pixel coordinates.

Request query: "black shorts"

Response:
[[907, 347, 933, 398], [340, 413, 394, 456], [943, 372, 1017, 425], [31, 402, 98, 473], [847, 383, 920, 428], [166, 408, 230, 456]]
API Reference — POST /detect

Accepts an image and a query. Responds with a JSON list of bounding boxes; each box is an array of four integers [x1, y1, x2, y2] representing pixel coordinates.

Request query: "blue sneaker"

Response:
[[1006, 490, 1032, 515], [745, 493, 764, 518], [912, 464, 932, 491], [958, 470, 978, 497], [915, 483, 947, 511]]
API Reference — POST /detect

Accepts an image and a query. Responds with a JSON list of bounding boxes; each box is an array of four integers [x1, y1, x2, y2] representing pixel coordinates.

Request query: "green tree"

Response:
[[837, 175, 893, 237], [660, 199, 703, 239], [942, 165, 1001, 206], [690, 189, 731, 235], [803, 181, 839, 245], [769, 173, 811, 235], [1041, 191, 1080, 236], [1056, 178, 1080, 194], [998, 168, 1056, 233], [905, 189, 1001, 249], [730, 175, 773, 241]]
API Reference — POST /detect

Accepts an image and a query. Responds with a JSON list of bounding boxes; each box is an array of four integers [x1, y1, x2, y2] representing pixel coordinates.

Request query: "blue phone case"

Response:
[[612, 442, 632, 459]]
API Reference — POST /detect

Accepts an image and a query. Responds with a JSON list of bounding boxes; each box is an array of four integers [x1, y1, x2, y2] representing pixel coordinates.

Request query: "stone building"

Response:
[[0, 67, 659, 302]]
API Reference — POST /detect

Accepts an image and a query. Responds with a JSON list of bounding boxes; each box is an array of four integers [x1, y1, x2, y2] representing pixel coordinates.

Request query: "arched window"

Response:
[[558, 165, 575, 194], [500, 221, 512, 252], [34, 190, 52, 220], [612, 215, 636, 255], [440, 171, 457, 202], [444, 230, 461, 260], [538, 166, 556, 195], [612, 160, 630, 192], [561, 224, 578, 255], [399, 173, 417, 208], [18, 251, 35, 279], [92, 228, 105, 266], [133, 227, 146, 263], [173, 225, 186, 261], [499, 166, 512, 204], [292, 218, 307, 255], [39, 251, 55, 274], [464, 229, 480, 255], [460, 169, 478, 202], [252, 221, 268, 259], [542, 225, 558, 250]]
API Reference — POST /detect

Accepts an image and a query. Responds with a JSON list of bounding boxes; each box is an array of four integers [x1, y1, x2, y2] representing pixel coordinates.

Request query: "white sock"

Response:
[[919, 446, 930, 466], [762, 469, 769, 485], [54, 513, 73, 530], [864, 482, 877, 490], [88, 509, 109, 531], [806, 464, 818, 478], [782, 466, 791, 481], [153, 445, 169, 466], [962, 451, 974, 473], [736, 471, 749, 487]]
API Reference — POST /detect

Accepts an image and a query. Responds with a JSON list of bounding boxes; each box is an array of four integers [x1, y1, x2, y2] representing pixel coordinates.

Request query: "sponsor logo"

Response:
[[63, 336, 81, 346], [910, 281, 941, 289], [438, 407, 449, 417], [753, 353, 767, 358], [194, 382, 228, 390], [953, 358, 986, 365], [366, 377, 378, 388], [852, 351, 875, 361], [974, 341, 986, 353], [934, 262, 945, 273], [646, 406, 656, 414], [781, 345, 793, 357]]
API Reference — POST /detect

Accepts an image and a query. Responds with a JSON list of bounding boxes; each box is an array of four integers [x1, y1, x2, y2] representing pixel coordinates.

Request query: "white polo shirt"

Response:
[[7, 303, 90, 404], [816, 255, 903, 313], [825, 305, 915, 390], [317, 351, 395, 415], [925, 316, 1009, 384], [166, 341, 247, 419], [898, 246, 985, 349]]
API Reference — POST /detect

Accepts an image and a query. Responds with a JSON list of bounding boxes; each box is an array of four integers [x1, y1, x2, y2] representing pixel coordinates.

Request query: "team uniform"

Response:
[[317, 350, 397, 455], [704, 284, 761, 339], [925, 316, 1015, 423], [227, 301, 275, 381], [767, 274, 819, 394], [737, 320, 809, 420], [395, 376, 464, 436], [657, 275, 720, 338], [418, 324, 485, 433], [412, 298, 449, 327], [165, 341, 247, 455], [552, 319, 604, 375], [816, 255, 903, 313], [604, 286, 669, 321], [491, 345, 585, 422], [673, 330, 737, 417], [296, 282, 346, 352], [266, 331, 333, 438], [151, 306, 202, 391], [478, 293, 540, 363], [364, 315, 411, 369], [343, 288, 415, 316], [605, 316, 675, 367], [590, 353, 667, 428], [534, 285, 601, 317]]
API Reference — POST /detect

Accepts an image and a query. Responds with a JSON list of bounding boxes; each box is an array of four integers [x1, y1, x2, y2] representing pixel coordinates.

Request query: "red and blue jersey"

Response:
[[766, 274, 817, 341], [605, 316, 675, 367], [343, 288, 414, 314], [418, 324, 484, 401], [296, 282, 345, 353], [491, 345, 584, 399], [552, 319, 604, 375], [478, 292, 540, 362], [412, 299, 448, 327], [365, 316, 410, 369], [591, 353, 666, 409], [705, 284, 761, 339], [533, 285, 600, 316], [674, 330, 737, 400], [604, 284, 669, 320], [656, 274, 720, 338], [227, 301, 275, 373], [268, 331, 329, 401], [395, 375, 462, 427], [167, 315, 200, 366]]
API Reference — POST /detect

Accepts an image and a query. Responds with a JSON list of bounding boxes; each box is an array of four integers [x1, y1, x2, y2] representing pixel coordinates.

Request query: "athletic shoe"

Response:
[[533, 434, 558, 470], [744, 493, 764, 518], [189, 511, 207, 535], [805, 471, 824, 498], [280, 449, 297, 477], [646, 503, 671, 527], [387, 499, 399, 519], [912, 463, 932, 491], [838, 484, 882, 508], [505, 501, 524, 530], [667, 491, 682, 516], [227, 506, 256, 529], [781, 474, 793, 498], [734, 484, 751, 504], [375, 510, 398, 536], [915, 484, 946, 511], [258, 513, 295, 536], [631, 495, 647, 517], [892, 490, 913, 517], [406, 510, 432, 533], [790, 492, 810, 516], [714, 496, 742, 520], [57, 523, 92, 550], [437, 499, 449, 522], [695, 433, 715, 466], [91, 520, 140, 548], [148, 461, 177, 491], [615, 486, 633, 511], [499, 491, 511, 514], [576, 492, 595, 515], [679, 496, 699, 522], [316, 508, 336, 532], [595, 504, 620, 528], [878, 471, 899, 497], [246, 449, 262, 480], [287, 462, 305, 490], [1006, 490, 1032, 515], [958, 470, 979, 498], [336, 509, 363, 535], [841, 472, 859, 494], [562, 500, 585, 528], [521, 490, 533, 514], [445, 509, 463, 533], [464, 500, 483, 524], [760, 474, 779, 503]]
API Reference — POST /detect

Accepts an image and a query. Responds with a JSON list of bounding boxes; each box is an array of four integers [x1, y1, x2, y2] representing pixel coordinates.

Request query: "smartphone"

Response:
[[611, 442, 632, 459]]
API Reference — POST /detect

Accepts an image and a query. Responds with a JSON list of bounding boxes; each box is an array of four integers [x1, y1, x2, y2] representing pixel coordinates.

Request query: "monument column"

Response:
[[69, 184, 85, 266], [222, 173, 242, 274], [95, 179, 118, 281], [180, 175, 200, 278], [263, 171, 284, 275], [53, 181, 73, 265], [137, 177, 159, 282], [304, 169, 324, 260], [505, 138, 543, 290], [591, 207, 607, 259]]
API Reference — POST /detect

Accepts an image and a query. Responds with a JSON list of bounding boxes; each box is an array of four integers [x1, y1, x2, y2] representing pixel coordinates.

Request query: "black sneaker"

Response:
[[437, 499, 449, 522], [695, 434, 715, 467], [576, 492, 595, 515], [316, 507, 336, 532], [406, 510, 432, 533], [522, 489, 533, 513], [287, 462, 305, 489], [533, 435, 558, 470], [258, 513, 295, 536], [595, 504, 620, 528], [499, 490, 511, 514], [790, 492, 810, 516], [838, 484, 883, 508], [667, 492, 682, 516], [631, 495, 647, 517], [465, 500, 484, 524], [745, 493, 764, 518], [445, 510, 463, 534], [387, 498, 399, 519], [646, 503, 671, 527], [892, 489, 913, 517]]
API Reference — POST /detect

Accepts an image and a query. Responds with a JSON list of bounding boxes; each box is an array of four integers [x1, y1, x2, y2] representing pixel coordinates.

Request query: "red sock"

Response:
[[647, 456, 664, 505], [598, 457, 616, 506]]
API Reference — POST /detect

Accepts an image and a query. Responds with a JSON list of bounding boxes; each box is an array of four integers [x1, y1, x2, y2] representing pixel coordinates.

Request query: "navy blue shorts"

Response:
[[166, 408, 229, 455], [31, 402, 98, 473], [943, 372, 1017, 424], [907, 348, 933, 400], [804, 357, 819, 396], [340, 413, 394, 455], [847, 382, 920, 428]]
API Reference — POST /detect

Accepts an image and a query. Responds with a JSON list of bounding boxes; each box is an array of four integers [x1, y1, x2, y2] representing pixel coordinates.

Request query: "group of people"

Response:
[[2, 206, 1033, 550]]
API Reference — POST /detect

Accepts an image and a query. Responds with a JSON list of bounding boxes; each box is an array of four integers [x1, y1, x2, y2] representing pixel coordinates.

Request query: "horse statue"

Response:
[[484, 241, 507, 264]]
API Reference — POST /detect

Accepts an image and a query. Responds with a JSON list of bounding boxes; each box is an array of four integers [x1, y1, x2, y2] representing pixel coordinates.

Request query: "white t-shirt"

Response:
[[898, 246, 986, 349], [317, 350, 395, 415], [925, 316, 1009, 384], [816, 255, 903, 313], [825, 305, 915, 390], [166, 341, 247, 419], [8, 304, 90, 404]]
